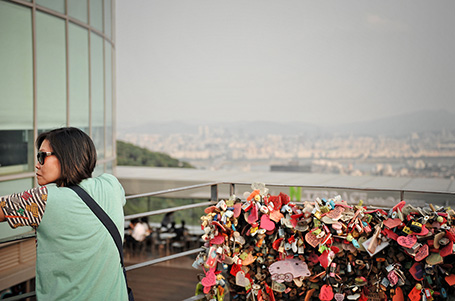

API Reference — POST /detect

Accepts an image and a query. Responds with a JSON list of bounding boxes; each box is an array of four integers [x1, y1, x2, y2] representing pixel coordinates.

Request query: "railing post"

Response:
[[400, 190, 404, 201], [211, 184, 218, 202], [230, 183, 235, 197]]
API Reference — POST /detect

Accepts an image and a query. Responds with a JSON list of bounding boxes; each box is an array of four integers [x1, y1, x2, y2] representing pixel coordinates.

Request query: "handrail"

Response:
[[0, 232, 36, 245], [219, 181, 455, 195], [2, 291, 36, 301], [121, 180, 455, 272], [120, 181, 454, 230], [124, 201, 214, 220], [183, 294, 207, 301], [125, 247, 204, 272], [125, 182, 221, 200], [124, 181, 455, 201]]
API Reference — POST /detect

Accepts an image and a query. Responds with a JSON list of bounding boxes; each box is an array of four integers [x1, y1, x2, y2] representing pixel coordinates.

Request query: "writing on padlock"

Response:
[[242, 201, 253, 211], [216, 200, 227, 211], [205, 246, 218, 268], [259, 205, 269, 214], [410, 221, 422, 232]]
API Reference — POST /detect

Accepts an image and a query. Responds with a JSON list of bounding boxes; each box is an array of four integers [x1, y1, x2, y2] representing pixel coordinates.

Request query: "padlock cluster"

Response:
[[193, 183, 455, 301]]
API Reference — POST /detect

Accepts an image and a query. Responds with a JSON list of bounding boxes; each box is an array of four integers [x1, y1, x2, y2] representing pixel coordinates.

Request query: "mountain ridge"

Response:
[[118, 109, 455, 137]]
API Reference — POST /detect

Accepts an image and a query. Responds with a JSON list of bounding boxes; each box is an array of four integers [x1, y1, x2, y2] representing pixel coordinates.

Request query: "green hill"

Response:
[[116, 140, 194, 168]]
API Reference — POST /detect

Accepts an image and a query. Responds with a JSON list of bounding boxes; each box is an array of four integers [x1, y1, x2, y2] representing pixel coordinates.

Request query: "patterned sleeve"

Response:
[[0, 186, 48, 229]]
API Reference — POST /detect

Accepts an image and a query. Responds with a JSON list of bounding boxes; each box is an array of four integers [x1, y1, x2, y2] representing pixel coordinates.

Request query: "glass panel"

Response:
[[90, 0, 103, 32], [0, 2, 33, 130], [68, 0, 88, 24], [68, 23, 90, 129], [106, 160, 113, 174], [404, 192, 454, 208], [0, 178, 35, 239], [0, 130, 34, 175], [92, 126, 105, 160], [0, 178, 33, 197], [0, 2, 34, 174], [91, 33, 104, 159], [104, 0, 112, 39], [36, 0, 65, 14], [105, 42, 113, 158], [36, 12, 67, 130], [93, 163, 104, 177]]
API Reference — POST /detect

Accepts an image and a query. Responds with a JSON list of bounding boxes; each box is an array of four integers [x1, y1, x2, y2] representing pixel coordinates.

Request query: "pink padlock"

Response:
[[205, 246, 218, 268], [332, 222, 343, 235]]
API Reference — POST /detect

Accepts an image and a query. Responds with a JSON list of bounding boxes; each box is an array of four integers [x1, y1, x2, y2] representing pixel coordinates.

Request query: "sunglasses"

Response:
[[37, 151, 55, 165]]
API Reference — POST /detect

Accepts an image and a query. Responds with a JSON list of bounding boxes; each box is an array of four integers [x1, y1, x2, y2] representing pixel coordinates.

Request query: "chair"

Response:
[[171, 241, 186, 253]]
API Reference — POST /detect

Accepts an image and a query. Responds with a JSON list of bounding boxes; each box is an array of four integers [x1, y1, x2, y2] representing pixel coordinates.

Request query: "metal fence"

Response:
[[1, 181, 454, 300]]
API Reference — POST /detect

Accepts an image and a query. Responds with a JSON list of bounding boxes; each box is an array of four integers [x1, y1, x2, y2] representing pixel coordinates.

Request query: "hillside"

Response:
[[116, 140, 194, 168]]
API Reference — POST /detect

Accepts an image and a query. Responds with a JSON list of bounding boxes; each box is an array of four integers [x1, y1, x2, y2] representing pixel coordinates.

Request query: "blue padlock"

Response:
[[441, 287, 447, 298]]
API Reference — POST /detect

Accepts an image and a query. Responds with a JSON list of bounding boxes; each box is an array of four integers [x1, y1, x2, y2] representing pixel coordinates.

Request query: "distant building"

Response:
[[0, 0, 116, 293], [270, 161, 311, 173]]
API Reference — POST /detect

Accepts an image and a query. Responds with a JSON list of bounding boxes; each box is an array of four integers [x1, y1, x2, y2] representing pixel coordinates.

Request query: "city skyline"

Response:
[[116, 1, 455, 128], [118, 108, 455, 179], [119, 122, 455, 179]]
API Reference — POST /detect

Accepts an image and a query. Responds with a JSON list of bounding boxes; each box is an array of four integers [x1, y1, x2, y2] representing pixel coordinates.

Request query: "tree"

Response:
[[116, 140, 194, 168]]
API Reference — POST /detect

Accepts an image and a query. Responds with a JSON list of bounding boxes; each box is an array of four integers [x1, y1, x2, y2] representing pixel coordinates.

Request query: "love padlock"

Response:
[[195, 183, 455, 300]]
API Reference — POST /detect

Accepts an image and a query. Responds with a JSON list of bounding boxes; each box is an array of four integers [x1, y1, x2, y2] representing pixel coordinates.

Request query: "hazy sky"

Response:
[[116, 1, 454, 128]]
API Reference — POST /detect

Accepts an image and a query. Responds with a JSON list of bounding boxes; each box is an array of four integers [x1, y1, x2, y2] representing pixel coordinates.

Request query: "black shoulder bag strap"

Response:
[[69, 185, 134, 301]]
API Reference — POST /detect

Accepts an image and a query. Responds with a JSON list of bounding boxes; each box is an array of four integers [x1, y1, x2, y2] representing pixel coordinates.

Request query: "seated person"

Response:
[[132, 217, 151, 243], [174, 220, 189, 241], [124, 218, 139, 249], [160, 212, 174, 231]]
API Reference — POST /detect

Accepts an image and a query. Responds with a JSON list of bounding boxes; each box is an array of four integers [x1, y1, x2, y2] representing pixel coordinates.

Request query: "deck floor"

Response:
[[125, 251, 203, 301]]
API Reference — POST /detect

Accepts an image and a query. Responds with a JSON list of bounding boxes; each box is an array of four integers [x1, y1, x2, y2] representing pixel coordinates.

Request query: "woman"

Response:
[[0, 127, 128, 300]]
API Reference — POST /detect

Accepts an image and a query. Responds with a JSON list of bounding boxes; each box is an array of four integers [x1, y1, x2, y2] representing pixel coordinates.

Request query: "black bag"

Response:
[[69, 185, 134, 301]]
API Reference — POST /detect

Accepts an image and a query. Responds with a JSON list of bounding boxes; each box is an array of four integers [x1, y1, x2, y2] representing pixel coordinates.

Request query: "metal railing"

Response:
[[121, 181, 455, 277], [1, 181, 454, 300]]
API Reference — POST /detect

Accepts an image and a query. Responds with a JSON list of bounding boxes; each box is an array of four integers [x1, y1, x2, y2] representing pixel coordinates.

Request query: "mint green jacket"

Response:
[[36, 174, 128, 300]]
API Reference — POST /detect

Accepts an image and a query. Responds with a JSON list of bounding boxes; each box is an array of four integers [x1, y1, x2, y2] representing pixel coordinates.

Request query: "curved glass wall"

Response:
[[0, 0, 116, 237]]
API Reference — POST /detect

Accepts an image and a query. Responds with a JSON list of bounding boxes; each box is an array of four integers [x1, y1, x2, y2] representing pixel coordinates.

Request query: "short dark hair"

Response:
[[36, 127, 97, 187]]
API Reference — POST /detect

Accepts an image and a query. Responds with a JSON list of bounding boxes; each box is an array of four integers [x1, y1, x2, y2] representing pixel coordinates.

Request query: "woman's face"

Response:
[[35, 139, 61, 186]]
